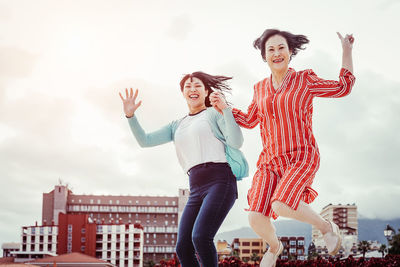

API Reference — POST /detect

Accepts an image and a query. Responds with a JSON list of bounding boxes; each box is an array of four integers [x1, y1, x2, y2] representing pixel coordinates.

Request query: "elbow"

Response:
[[338, 87, 352, 98], [227, 136, 244, 149], [136, 138, 151, 148]]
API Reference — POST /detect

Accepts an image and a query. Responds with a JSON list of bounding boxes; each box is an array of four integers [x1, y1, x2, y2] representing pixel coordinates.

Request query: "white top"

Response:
[[174, 110, 227, 173]]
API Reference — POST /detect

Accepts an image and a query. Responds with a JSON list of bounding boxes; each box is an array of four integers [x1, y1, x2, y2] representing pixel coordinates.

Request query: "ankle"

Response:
[[320, 220, 332, 235], [268, 242, 280, 254]]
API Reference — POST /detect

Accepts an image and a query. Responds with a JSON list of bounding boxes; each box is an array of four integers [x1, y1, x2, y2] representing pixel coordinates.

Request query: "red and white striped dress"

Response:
[[232, 68, 356, 219]]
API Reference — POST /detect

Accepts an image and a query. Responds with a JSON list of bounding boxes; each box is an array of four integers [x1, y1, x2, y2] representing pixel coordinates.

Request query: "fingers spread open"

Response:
[[119, 92, 124, 101]]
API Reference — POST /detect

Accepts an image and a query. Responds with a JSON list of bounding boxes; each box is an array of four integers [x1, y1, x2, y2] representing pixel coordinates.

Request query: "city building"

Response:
[[312, 203, 358, 258], [231, 238, 266, 263], [232, 236, 306, 262], [216, 240, 231, 260], [16, 213, 144, 267], [20, 222, 58, 255], [280, 236, 306, 260], [42, 184, 189, 262], [1, 243, 20, 257]]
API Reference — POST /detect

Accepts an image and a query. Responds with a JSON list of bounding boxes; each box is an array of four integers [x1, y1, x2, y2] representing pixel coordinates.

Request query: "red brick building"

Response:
[[42, 184, 189, 262]]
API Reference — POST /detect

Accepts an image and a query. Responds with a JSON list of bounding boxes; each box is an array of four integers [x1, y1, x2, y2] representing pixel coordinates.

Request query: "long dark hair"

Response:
[[179, 71, 232, 107], [253, 29, 309, 61]]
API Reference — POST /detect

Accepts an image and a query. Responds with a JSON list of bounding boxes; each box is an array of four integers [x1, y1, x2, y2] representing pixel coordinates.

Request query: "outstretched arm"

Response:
[[307, 33, 356, 98], [119, 88, 173, 147]]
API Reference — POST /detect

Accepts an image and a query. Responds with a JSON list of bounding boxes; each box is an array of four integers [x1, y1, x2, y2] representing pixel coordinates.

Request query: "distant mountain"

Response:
[[216, 218, 400, 247]]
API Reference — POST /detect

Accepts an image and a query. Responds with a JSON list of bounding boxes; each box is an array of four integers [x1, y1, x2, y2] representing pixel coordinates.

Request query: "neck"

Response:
[[271, 67, 289, 87], [188, 104, 207, 115]]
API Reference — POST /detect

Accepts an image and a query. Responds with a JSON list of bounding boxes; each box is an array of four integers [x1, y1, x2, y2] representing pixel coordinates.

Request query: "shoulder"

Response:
[[254, 77, 269, 90]]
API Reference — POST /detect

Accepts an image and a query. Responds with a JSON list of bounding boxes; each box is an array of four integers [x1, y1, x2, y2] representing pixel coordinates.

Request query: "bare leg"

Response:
[[271, 200, 331, 234], [248, 211, 280, 253]]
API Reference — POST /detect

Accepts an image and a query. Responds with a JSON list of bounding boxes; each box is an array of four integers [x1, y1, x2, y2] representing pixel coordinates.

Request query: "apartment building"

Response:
[[16, 213, 144, 267], [232, 236, 306, 262], [280, 236, 306, 260], [231, 238, 266, 263], [42, 184, 189, 262]]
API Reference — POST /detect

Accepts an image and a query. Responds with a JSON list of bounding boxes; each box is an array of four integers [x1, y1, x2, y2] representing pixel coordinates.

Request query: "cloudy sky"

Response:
[[1, 0, 399, 247]]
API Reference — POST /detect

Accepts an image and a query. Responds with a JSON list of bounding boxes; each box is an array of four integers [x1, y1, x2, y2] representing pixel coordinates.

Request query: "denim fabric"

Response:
[[176, 162, 237, 267]]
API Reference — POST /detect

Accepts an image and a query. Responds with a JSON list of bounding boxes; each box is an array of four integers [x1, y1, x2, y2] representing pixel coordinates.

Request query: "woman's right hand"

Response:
[[210, 91, 228, 114], [119, 88, 142, 118]]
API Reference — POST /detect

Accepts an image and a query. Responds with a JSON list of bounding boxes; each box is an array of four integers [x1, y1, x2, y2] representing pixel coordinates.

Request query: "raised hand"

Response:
[[119, 88, 142, 118], [337, 32, 354, 51], [210, 91, 228, 114], [337, 32, 354, 73]]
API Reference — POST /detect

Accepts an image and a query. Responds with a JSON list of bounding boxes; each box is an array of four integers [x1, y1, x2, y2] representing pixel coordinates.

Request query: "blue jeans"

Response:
[[176, 162, 237, 267]]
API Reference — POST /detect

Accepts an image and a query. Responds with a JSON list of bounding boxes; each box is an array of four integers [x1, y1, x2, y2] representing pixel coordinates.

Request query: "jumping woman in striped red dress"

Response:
[[211, 29, 355, 267]]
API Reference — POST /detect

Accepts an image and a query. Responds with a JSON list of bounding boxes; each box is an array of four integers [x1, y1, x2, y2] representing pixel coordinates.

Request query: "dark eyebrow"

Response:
[[267, 43, 286, 48]]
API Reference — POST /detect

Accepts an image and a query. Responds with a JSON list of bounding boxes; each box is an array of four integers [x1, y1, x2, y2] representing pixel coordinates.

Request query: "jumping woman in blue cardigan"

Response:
[[119, 72, 248, 266]]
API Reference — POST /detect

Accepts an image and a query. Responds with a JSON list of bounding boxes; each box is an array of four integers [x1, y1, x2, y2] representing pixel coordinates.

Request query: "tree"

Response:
[[388, 229, 400, 255], [250, 252, 260, 264], [144, 260, 155, 267], [378, 244, 386, 258], [358, 240, 371, 258]]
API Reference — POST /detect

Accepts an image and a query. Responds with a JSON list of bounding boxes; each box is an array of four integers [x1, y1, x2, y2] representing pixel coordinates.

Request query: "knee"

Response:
[[175, 236, 191, 257], [175, 239, 185, 257], [248, 211, 267, 229], [192, 232, 207, 249]]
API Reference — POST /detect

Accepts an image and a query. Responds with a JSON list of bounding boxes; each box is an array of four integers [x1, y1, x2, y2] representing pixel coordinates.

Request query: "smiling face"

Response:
[[264, 34, 292, 73], [182, 76, 209, 113]]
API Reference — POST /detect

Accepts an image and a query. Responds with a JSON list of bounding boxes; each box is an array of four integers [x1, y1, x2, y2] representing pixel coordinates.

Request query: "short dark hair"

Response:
[[253, 29, 309, 61], [179, 72, 232, 107]]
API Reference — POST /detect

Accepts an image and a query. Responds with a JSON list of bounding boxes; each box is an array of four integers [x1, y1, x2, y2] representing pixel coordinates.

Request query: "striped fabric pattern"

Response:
[[233, 68, 356, 218]]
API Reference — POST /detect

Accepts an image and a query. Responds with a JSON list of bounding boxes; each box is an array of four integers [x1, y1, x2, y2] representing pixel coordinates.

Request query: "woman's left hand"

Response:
[[337, 32, 354, 51], [210, 91, 228, 114]]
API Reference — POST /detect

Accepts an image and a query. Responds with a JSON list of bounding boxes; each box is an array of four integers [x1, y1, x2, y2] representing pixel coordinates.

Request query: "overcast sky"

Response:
[[1, 0, 399, 247]]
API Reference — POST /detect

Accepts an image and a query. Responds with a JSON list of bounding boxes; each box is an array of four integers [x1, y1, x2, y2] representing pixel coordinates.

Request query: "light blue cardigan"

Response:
[[127, 107, 249, 180]]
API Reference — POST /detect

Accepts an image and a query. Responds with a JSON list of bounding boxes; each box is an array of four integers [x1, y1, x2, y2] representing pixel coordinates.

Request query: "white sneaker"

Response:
[[260, 241, 283, 267], [323, 220, 342, 256]]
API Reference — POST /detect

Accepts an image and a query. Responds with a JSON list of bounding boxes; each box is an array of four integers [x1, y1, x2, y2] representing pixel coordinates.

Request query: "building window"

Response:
[[81, 237, 86, 243], [97, 199, 101, 204], [78, 199, 81, 203], [68, 224, 73, 233], [172, 201, 176, 205], [81, 228, 86, 234], [165, 201, 169, 205], [109, 200, 112, 204], [81, 246, 85, 252]]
